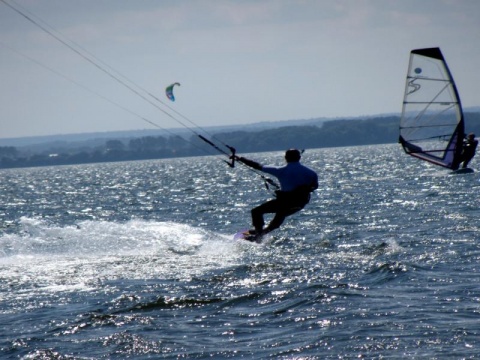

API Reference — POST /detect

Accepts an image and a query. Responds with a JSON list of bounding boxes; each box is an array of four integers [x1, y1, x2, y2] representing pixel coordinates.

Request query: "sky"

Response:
[[1, 0, 480, 139]]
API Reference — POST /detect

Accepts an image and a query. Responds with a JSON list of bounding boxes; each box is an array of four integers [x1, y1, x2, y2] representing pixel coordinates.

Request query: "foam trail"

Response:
[[0, 218, 244, 298]]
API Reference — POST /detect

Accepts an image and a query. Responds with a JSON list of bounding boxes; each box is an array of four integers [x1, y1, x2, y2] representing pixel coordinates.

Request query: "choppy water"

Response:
[[1, 144, 480, 359]]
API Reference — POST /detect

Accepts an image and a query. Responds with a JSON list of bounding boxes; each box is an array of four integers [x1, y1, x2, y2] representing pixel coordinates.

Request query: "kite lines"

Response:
[[1, 0, 279, 188], [1, 0, 236, 157]]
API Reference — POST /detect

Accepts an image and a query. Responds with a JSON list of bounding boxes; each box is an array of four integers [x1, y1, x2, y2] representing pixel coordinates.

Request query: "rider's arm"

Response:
[[237, 157, 263, 171]]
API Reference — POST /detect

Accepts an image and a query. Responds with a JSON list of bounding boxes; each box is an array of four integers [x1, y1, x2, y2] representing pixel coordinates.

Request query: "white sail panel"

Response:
[[399, 48, 464, 170]]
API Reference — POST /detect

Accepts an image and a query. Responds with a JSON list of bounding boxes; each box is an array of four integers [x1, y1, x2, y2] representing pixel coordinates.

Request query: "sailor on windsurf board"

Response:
[[460, 133, 478, 169]]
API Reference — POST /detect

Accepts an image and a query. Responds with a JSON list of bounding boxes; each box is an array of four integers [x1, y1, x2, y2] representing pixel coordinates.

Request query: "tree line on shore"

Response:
[[2, 113, 480, 169]]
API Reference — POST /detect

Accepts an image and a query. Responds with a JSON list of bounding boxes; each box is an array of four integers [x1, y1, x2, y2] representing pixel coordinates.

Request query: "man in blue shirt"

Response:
[[235, 149, 318, 241]]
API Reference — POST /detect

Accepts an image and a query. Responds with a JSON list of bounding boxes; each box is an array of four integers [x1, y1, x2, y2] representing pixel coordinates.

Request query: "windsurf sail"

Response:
[[399, 47, 464, 170]]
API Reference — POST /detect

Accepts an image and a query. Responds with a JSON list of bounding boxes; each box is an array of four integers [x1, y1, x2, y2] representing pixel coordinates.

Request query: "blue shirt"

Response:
[[261, 162, 318, 192]]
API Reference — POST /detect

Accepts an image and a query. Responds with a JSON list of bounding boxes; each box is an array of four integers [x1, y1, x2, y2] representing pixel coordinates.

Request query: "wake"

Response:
[[0, 218, 247, 297]]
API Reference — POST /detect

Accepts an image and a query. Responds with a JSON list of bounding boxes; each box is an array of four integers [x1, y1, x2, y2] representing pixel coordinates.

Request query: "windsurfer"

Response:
[[234, 149, 318, 242], [460, 133, 478, 169]]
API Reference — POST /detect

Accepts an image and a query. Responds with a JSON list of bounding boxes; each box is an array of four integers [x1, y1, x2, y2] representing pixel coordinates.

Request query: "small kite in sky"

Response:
[[165, 82, 180, 101]]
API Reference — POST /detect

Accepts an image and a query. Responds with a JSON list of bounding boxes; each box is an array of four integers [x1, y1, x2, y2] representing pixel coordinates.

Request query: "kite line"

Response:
[[1, 0, 279, 188]]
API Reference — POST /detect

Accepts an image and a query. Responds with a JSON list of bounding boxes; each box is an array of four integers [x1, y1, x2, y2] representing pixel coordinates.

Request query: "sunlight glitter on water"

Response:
[[0, 218, 252, 305]]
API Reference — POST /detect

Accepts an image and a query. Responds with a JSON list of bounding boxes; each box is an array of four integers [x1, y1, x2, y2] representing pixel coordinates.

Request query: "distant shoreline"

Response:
[[2, 112, 480, 170]]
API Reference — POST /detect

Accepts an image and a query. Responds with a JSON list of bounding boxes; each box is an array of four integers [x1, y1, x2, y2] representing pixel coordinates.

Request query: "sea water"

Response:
[[1, 144, 480, 359]]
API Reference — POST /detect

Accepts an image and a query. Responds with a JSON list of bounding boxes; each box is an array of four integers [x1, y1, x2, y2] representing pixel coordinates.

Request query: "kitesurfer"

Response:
[[460, 133, 478, 169], [234, 149, 318, 242]]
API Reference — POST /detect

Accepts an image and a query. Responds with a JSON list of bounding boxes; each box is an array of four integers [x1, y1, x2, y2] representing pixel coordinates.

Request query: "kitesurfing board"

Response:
[[233, 229, 250, 241], [233, 229, 265, 243]]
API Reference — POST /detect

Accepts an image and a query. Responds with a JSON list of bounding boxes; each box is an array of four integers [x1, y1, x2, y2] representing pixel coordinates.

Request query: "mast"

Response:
[[399, 47, 464, 170]]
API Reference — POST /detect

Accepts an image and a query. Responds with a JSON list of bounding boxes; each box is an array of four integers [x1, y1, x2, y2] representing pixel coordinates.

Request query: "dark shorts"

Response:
[[251, 190, 311, 232]]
